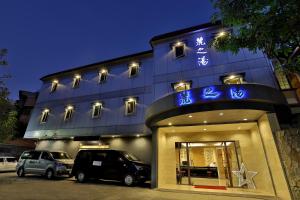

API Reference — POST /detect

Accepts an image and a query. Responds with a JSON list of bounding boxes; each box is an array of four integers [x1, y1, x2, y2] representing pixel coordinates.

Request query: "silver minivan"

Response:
[[16, 150, 74, 179]]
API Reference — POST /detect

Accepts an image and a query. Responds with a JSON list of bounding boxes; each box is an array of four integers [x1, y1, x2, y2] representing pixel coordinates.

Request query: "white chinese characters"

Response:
[[196, 36, 209, 66]]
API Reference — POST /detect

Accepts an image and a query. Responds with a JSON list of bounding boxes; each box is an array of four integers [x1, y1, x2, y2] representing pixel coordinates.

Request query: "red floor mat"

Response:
[[193, 185, 227, 190]]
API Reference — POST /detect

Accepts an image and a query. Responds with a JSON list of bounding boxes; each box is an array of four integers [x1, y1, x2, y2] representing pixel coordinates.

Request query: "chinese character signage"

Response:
[[176, 86, 248, 107], [196, 36, 208, 66]]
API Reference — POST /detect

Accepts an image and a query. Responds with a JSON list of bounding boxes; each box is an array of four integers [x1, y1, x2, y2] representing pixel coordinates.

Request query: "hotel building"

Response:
[[24, 22, 298, 199]]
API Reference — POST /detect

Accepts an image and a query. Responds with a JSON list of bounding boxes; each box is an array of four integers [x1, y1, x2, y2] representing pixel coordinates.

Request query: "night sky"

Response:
[[0, 0, 214, 100]]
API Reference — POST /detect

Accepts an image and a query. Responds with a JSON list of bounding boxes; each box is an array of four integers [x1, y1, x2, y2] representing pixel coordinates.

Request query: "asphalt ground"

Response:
[[0, 172, 260, 200]]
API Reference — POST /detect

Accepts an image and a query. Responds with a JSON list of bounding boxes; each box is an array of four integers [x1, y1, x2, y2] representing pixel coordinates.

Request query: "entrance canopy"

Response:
[[146, 84, 290, 127]]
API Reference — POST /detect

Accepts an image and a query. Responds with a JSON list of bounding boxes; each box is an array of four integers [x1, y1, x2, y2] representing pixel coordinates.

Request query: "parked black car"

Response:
[[71, 149, 151, 186]]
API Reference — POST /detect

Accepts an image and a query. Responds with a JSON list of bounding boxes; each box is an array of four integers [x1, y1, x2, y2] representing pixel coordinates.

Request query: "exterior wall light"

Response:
[[73, 75, 81, 88], [50, 80, 59, 93]]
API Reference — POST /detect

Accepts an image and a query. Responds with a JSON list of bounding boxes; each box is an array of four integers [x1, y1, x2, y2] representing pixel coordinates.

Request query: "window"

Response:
[[50, 80, 58, 93], [64, 105, 74, 121], [92, 102, 102, 118], [73, 75, 81, 88], [99, 69, 108, 83], [174, 42, 185, 58], [40, 109, 49, 123], [41, 152, 52, 160], [6, 158, 17, 162], [125, 98, 137, 115], [172, 81, 192, 92], [31, 151, 41, 160], [221, 74, 245, 85], [275, 70, 291, 90], [129, 62, 139, 77]]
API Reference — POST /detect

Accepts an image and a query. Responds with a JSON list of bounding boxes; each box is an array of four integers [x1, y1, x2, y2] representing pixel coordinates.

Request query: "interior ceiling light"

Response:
[[203, 120, 207, 123], [168, 122, 172, 126], [203, 128, 207, 131], [188, 115, 192, 118], [243, 118, 248, 121], [219, 112, 224, 116]]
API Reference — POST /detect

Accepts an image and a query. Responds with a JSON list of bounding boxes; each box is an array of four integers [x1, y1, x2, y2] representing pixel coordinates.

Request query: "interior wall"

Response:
[[157, 127, 275, 195]]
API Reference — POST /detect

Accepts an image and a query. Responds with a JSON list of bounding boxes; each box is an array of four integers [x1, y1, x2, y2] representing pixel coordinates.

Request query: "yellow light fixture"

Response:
[[75, 74, 81, 79], [203, 128, 207, 131], [218, 31, 226, 37], [203, 120, 207, 123], [53, 79, 59, 84], [219, 112, 224, 116], [136, 134, 140, 137], [188, 115, 192, 118], [128, 98, 135, 102], [66, 105, 73, 110], [130, 62, 138, 67], [94, 102, 101, 106], [168, 122, 172, 126], [243, 118, 248, 121], [175, 41, 183, 47], [43, 108, 50, 113], [101, 69, 107, 74]]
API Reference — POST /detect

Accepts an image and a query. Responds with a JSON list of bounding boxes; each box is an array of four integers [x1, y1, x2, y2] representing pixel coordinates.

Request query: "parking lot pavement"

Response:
[[0, 172, 258, 200]]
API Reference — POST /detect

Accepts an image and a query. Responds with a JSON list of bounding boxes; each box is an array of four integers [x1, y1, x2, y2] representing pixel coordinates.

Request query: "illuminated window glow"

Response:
[[125, 98, 137, 115], [99, 69, 108, 83], [64, 105, 74, 121], [223, 74, 245, 84], [50, 80, 58, 93], [40, 109, 50, 123], [73, 75, 81, 88], [173, 81, 191, 92], [92, 102, 102, 118], [129, 62, 139, 77]]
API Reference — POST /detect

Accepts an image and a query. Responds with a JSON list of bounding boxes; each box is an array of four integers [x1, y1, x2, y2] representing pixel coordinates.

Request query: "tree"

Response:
[[210, 0, 300, 72], [0, 49, 17, 142]]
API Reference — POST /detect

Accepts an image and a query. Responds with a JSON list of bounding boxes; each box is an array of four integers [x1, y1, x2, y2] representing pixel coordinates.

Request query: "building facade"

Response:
[[24, 22, 297, 199]]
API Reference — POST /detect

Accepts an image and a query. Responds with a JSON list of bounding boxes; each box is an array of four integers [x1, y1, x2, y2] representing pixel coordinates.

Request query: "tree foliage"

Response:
[[211, 0, 300, 72], [0, 49, 17, 142]]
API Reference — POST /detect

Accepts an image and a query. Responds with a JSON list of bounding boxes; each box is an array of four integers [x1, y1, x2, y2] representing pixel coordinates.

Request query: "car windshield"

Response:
[[122, 152, 140, 161], [50, 152, 70, 159]]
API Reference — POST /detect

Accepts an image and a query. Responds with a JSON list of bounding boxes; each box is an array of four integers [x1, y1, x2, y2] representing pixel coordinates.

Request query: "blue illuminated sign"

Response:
[[176, 86, 249, 107], [202, 86, 221, 99], [230, 88, 247, 99], [177, 90, 194, 106]]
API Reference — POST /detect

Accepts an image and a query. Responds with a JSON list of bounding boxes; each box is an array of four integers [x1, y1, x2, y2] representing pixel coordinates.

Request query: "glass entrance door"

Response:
[[175, 141, 240, 187]]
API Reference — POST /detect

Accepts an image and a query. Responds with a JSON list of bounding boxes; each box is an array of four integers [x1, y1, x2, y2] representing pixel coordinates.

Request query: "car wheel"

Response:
[[124, 174, 135, 186], [76, 171, 86, 183], [17, 168, 25, 177], [46, 169, 54, 180]]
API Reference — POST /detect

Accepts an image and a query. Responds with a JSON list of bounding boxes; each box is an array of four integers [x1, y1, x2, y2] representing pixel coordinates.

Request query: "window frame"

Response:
[[72, 75, 81, 88], [171, 80, 192, 92], [174, 44, 185, 58], [64, 106, 74, 121], [220, 73, 246, 85], [50, 80, 58, 93], [92, 102, 103, 119], [98, 69, 108, 84], [40, 109, 50, 124], [124, 97, 137, 116], [128, 63, 140, 78]]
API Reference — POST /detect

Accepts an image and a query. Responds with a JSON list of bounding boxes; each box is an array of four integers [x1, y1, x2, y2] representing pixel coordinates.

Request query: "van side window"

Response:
[[6, 158, 17, 162], [41, 152, 52, 160], [21, 152, 32, 159], [31, 152, 41, 160]]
